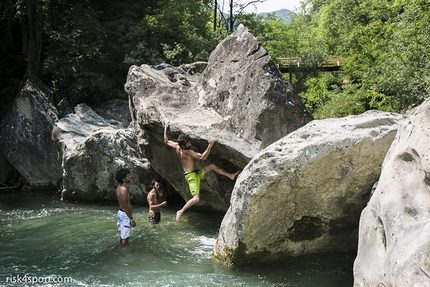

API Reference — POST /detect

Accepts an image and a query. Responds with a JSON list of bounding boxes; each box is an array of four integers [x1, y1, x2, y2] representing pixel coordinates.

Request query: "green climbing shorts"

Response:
[[184, 168, 205, 196]]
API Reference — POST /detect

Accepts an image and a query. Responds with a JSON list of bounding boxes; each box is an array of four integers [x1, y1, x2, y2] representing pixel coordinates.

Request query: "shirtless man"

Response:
[[164, 122, 239, 223], [147, 178, 167, 225], [115, 168, 136, 245]]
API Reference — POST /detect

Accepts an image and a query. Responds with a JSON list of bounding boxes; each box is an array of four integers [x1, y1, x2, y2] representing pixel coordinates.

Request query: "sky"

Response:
[[239, 0, 304, 14]]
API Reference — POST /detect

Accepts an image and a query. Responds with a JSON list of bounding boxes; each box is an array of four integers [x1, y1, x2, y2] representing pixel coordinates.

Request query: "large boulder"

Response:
[[0, 73, 61, 190], [213, 110, 404, 266], [353, 99, 430, 286], [53, 104, 112, 155], [197, 25, 311, 149], [53, 104, 160, 203], [124, 24, 313, 213]]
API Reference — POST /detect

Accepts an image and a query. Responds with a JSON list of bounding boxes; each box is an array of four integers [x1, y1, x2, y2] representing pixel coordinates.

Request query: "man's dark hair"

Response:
[[151, 178, 160, 187], [116, 168, 130, 184], [177, 134, 190, 149]]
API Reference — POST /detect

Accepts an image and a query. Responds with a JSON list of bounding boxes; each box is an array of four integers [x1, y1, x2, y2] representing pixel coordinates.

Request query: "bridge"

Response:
[[277, 56, 343, 73]]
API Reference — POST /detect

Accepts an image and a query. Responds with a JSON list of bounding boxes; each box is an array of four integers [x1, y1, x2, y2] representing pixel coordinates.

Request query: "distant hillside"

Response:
[[259, 8, 292, 22]]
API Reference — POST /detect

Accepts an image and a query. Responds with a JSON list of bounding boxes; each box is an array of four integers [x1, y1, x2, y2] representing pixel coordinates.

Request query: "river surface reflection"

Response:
[[0, 192, 354, 286]]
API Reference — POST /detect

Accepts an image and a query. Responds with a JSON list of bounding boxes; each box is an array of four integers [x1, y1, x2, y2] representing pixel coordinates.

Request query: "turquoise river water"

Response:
[[0, 192, 354, 287]]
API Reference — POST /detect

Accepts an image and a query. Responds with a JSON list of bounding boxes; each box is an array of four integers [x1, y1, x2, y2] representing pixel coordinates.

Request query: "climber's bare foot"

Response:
[[176, 211, 182, 223], [229, 170, 240, 180]]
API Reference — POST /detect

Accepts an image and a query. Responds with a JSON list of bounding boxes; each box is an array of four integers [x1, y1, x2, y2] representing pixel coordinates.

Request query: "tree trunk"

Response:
[[229, 0, 233, 32], [23, 0, 42, 75], [214, 0, 217, 31]]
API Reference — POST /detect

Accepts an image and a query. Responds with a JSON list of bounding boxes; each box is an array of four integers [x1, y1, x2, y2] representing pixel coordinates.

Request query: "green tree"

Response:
[[0, 0, 35, 118], [41, 2, 115, 106], [122, 0, 215, 66], [250, 6, 327, 96], [370, 0, 430, 112], [301, 0, 430, 117], [40, 0, 218, 107]]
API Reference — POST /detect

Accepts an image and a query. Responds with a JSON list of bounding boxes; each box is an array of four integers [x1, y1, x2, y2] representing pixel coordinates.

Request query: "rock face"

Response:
[[213, 110, 404, 266], [353, 99, 430, 286], [0, 153, 13, 186], [95, 98, 131, 127], [124, 24, 313, 212], [0, 73, 61, 190], [53, 103, 160, 203], [197, 25, 311, 149]]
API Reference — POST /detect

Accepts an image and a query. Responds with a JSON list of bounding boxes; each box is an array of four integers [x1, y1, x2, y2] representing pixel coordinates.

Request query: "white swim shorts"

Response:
[[117, 209, 131, 240]]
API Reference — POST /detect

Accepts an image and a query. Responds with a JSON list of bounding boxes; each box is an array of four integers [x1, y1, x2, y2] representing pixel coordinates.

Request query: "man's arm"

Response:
[[164, 122, 178, 149], [147, 192, 167, 211], [201, 139, 215, 160], [183, 139, 214, 161], [154, 201, 167, 209]]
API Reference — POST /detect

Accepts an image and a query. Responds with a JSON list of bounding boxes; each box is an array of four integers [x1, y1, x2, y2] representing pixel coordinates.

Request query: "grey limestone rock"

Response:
[[354, 98, 430, 286], [53, 103, 160, 203], [124, 24, 313, 212], [213, 110, 404, 266], [0, 73, 61, 190]]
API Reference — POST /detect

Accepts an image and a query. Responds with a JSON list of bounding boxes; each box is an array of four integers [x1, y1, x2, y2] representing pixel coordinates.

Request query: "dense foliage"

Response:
[[0, 0, 222, 109], [1, 0, 429, 119], [258, 0, 430, 118]]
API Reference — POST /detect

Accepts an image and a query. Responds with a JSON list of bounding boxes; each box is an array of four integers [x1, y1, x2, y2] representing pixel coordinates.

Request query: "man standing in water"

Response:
[[115, 168, 136, 245], [147, 178, 167, 225], [164, 122, 239, 223]]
